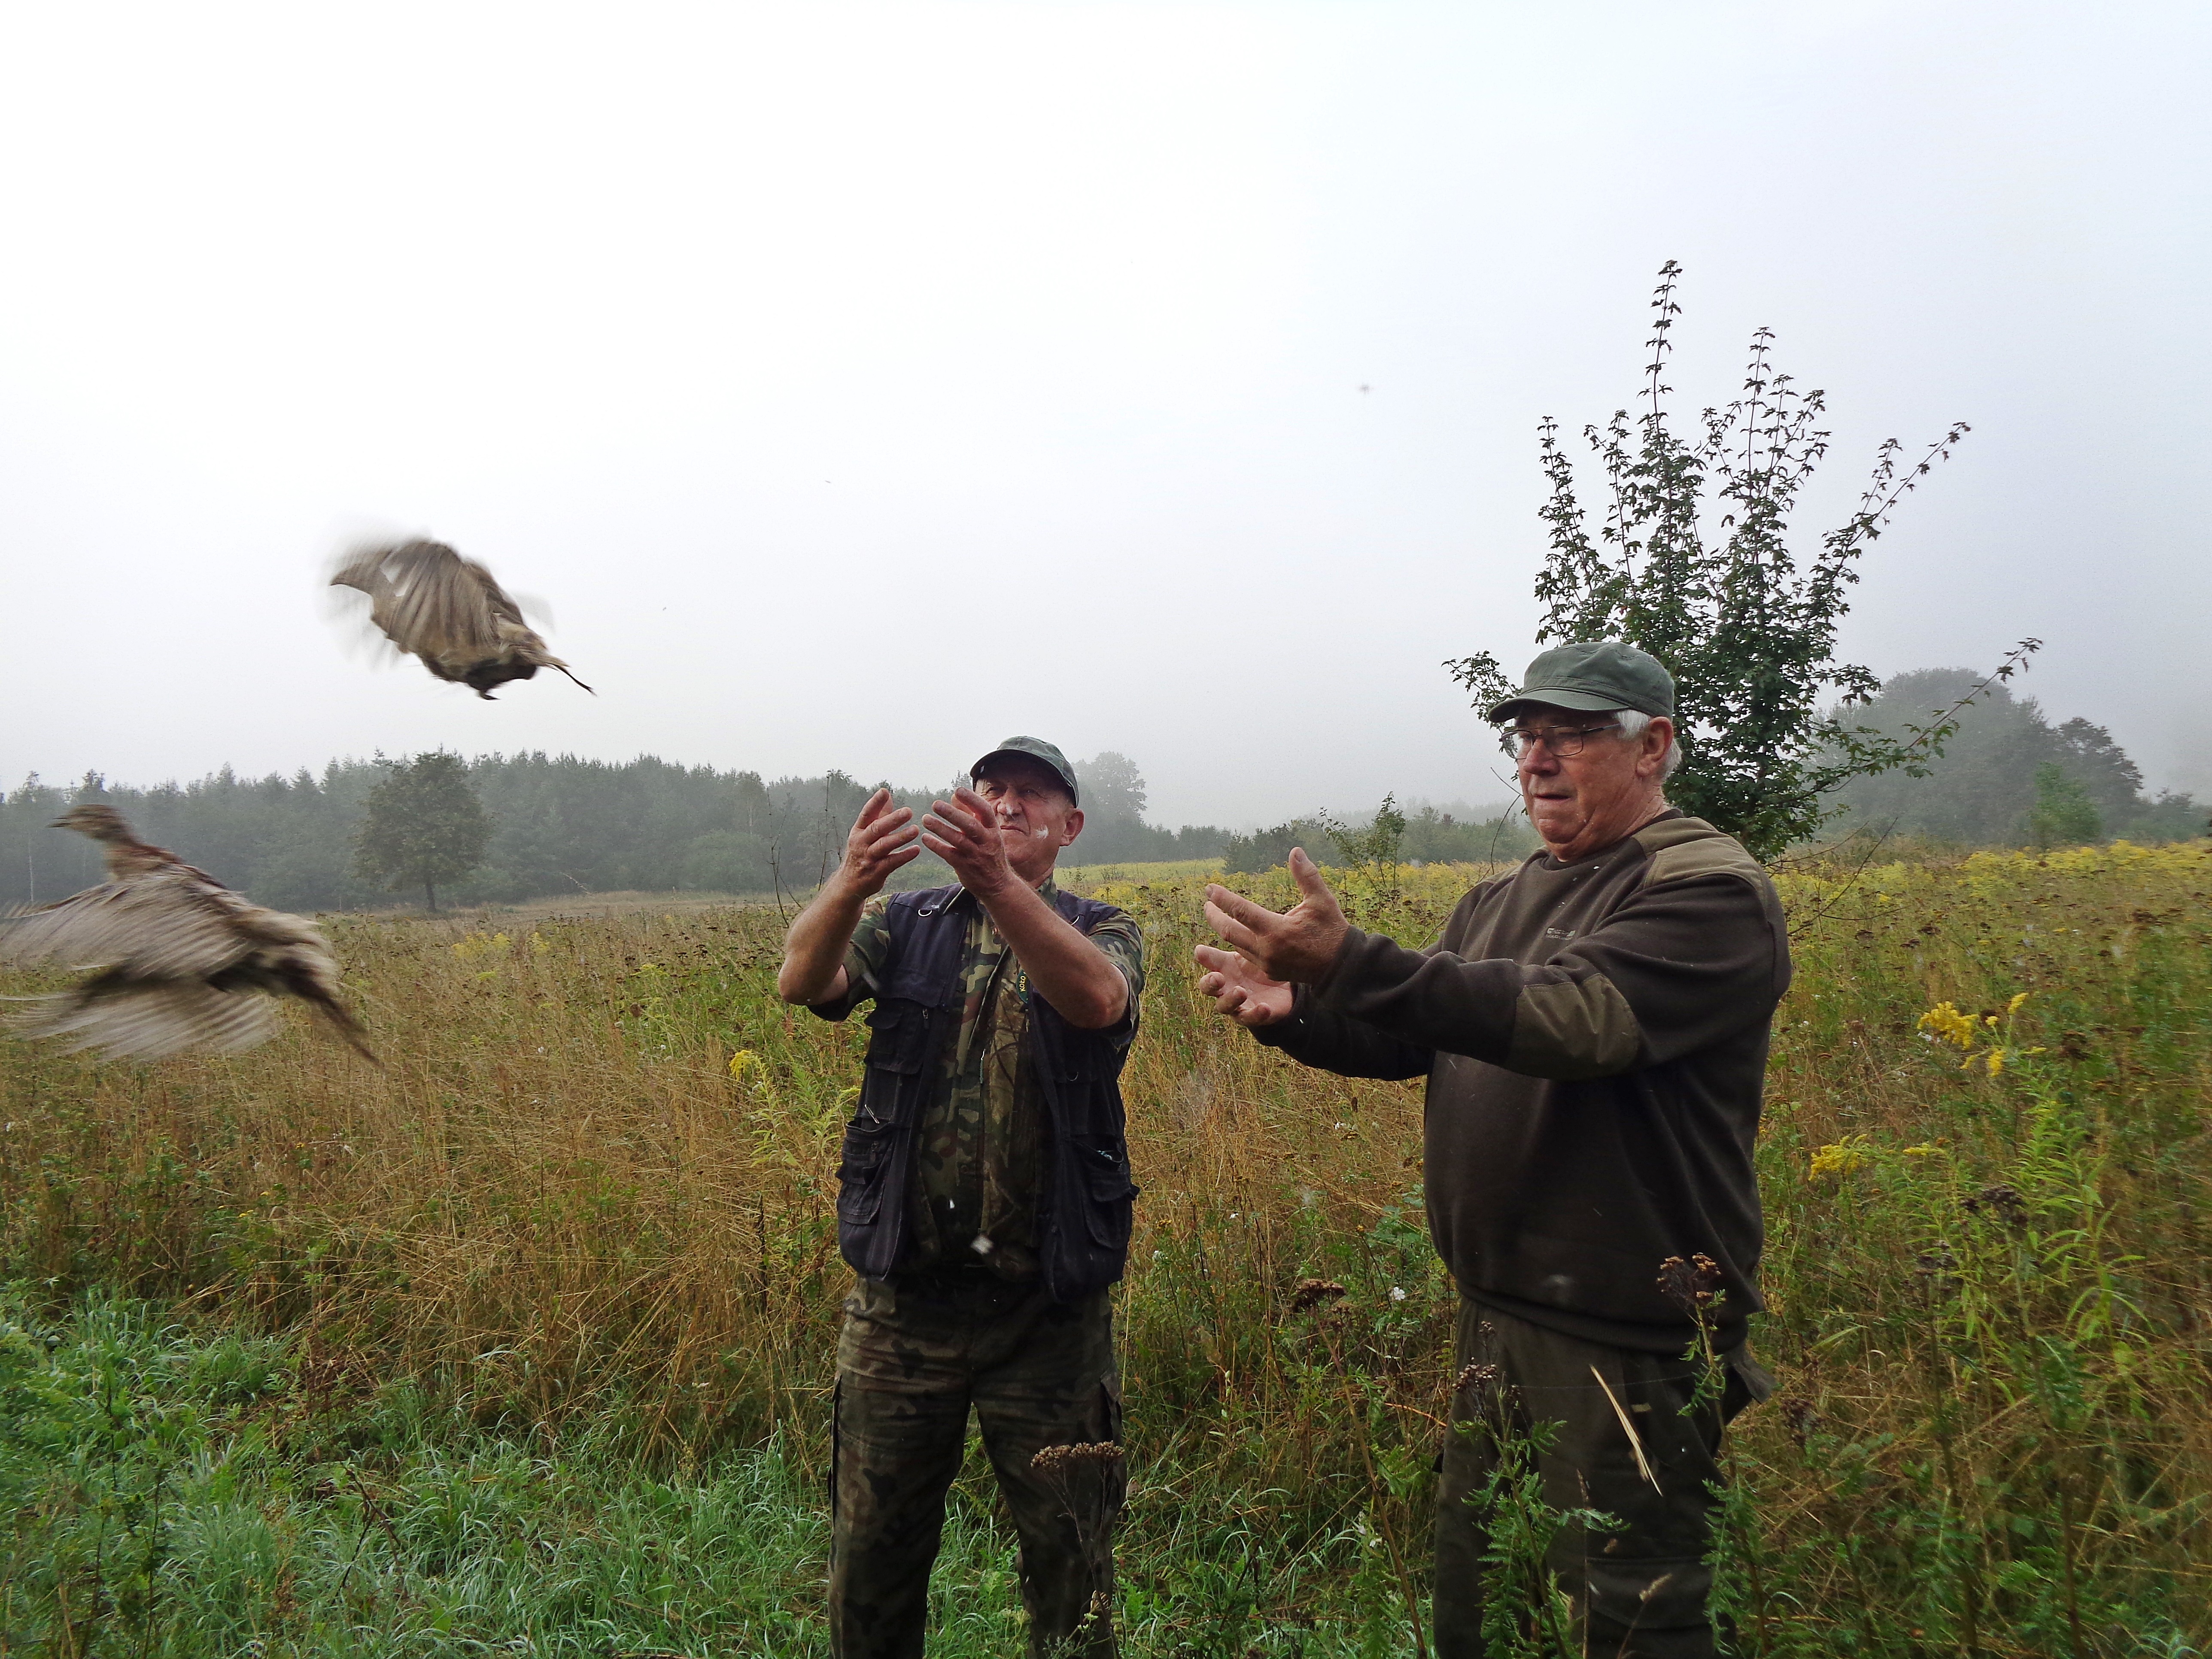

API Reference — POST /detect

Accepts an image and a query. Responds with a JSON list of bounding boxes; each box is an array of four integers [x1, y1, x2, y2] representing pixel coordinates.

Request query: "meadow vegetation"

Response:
[[2, 843, 2208, 1654]]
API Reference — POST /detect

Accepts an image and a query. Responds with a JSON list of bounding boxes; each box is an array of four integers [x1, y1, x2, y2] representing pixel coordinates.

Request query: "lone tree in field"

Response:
[[2027, 763, 2102, 849], [352, 752, 490, 911], [1450, 262, 2036, 861]]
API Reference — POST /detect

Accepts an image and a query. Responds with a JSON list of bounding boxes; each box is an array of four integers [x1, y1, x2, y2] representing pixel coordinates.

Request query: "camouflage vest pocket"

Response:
[[862, 1003, 931, 1073], [1071, 1134, 1139, 1250], [836, 1115, 900, 1224]]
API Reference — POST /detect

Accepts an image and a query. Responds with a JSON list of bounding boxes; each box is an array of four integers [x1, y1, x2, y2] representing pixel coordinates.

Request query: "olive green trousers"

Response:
[[1434, 1300, 1771, 1659], [830, 1271, 1123, 1659]]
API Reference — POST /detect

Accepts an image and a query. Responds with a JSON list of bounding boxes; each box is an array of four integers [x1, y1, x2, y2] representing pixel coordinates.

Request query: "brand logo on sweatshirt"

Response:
[[1543, 927, 1577, 939]]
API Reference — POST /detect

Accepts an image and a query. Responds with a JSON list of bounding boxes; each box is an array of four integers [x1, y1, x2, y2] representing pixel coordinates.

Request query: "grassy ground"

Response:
[[1, 1288, 1422, 1656], [2, 843, 2209, 1654]]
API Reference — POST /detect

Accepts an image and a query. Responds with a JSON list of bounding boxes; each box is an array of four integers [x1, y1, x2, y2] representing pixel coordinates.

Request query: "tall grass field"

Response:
[[2, 844, 2207, 1655]]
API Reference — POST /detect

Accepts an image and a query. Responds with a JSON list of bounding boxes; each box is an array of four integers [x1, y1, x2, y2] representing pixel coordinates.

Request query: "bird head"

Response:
[[50, 804, 136, 842], [461, 659, 540, 699]]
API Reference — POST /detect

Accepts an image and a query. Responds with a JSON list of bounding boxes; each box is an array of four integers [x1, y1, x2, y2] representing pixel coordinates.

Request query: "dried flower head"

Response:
[[1454, 1361, 1500, 1394], [1289, 1278, 1348, 1314], [1963, 1183, 2028, 1228], [1030, 1441, 1126, 1477], [1657, 1253, 1724, 1315], [1915, 1242, 1960, 1290]]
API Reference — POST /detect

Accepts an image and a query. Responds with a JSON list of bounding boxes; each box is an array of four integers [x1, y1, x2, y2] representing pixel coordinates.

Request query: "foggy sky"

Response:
[[3, 2, 2206, 831]]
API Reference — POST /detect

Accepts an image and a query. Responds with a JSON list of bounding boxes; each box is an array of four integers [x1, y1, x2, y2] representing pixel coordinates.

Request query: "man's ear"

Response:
[[1061, 807, 1085, 845]]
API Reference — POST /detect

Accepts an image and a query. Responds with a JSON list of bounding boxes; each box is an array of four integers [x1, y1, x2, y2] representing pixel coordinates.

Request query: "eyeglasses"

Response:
[[1498, 721, 1622, 760]]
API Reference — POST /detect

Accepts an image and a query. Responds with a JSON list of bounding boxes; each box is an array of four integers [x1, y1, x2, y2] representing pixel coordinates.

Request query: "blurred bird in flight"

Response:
[[328, 538, 592, 699], [0, 807, 376, 1063]]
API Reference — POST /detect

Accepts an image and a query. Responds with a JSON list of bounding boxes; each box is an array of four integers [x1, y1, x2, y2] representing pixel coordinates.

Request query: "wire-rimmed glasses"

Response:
[[1497, 720, 1622, 761]]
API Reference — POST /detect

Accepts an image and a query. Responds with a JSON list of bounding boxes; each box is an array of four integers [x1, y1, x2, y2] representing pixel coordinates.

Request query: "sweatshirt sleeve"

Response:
[[1309, 873, 1781, 1081], [1250, 988, 1433, 1080]]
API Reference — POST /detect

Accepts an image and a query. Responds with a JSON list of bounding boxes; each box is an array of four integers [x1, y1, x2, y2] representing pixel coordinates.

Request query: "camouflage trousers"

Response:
[[831, 1270, 1124, 1659], [1434, 1300, 1773, 1659]]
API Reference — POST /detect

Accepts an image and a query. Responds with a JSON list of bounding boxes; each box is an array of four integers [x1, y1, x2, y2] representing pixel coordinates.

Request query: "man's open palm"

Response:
[[842, 788, 922, 894], [1200, 848, 1350, 985], [1193, 944, 1295, 1026]]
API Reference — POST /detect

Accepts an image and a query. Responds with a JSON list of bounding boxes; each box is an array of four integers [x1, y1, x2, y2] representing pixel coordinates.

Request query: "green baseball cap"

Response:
[[969, 736, 1080, 805], [1486, 641, 1676, 723]]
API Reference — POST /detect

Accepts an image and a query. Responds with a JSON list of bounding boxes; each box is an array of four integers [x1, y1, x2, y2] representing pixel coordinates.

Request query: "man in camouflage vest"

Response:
[[779, 738, 1145, 1659]]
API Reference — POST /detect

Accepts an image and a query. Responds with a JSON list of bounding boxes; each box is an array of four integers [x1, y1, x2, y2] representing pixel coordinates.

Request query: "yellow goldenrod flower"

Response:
[[2006, 991, 2030, 1015], [1810, 1136, 1872, 1180], [729, 1050, 756, 1080], [1917, 1002, 1978, 1049]]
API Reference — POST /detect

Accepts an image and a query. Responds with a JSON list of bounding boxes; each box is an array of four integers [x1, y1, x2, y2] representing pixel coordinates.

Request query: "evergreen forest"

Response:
[[0, 675, 2197, 913], [0, 751, 1229, 914]]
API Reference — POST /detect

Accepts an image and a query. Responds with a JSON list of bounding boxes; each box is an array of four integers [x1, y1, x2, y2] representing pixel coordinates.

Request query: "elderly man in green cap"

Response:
[[779, 738, 1144, 1659], [1195, 643, 1787, 1657]]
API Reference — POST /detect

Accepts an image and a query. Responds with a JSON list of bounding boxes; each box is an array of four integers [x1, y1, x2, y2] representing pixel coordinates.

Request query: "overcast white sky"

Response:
[[2, 1, 2205, 828]]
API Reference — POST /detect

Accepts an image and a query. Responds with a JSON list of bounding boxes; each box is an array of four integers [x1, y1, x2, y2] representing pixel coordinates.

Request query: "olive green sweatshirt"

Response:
[[1256, 812, 1789, 1353]]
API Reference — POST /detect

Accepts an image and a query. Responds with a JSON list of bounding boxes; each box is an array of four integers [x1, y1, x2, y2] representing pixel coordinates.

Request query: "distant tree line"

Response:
[[0, 688, 2196, 914], [1222, 669, 2202, 875], [1070, 753, 1234, 865], [1823, 669, 2201, 847], [0, 750, 1231, 914], [1223, 800, 1539, 874]]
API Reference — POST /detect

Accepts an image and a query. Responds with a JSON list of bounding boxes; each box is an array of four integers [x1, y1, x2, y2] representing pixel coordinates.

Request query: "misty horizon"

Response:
[[5, 4, 2207, 826]]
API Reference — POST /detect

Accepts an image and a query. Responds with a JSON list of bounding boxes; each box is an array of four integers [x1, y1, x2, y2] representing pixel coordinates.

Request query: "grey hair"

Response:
[[1611, 709, 1683, 780]]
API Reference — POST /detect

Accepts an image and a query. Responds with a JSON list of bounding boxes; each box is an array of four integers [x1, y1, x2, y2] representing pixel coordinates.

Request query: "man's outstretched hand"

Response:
[[838, 788, 924, 896], [921, 786, 1018, 896], [1200, 848, 1350, 987], [1193, 944, 1295, 1027]]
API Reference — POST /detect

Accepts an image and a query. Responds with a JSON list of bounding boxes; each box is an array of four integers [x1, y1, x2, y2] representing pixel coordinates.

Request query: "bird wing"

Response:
[[6, 981, 282, 1060], [473, 564, 530, 631], [331, 540, 508, 660], [0, 868, 265, 977], [472, 563, 581, 669]]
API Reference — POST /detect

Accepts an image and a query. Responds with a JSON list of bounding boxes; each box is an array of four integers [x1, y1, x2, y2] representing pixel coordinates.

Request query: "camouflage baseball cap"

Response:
[[1486, 641, 1676, 722], [969, 736, 1080, 805]]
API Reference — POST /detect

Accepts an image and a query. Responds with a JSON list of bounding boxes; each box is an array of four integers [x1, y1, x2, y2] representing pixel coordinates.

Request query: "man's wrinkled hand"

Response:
[[839, 788, 922, 896], [1194, 943, 1294, 1026], [921, 786, 1017, 896], [1201, 848, 1349, 984]]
